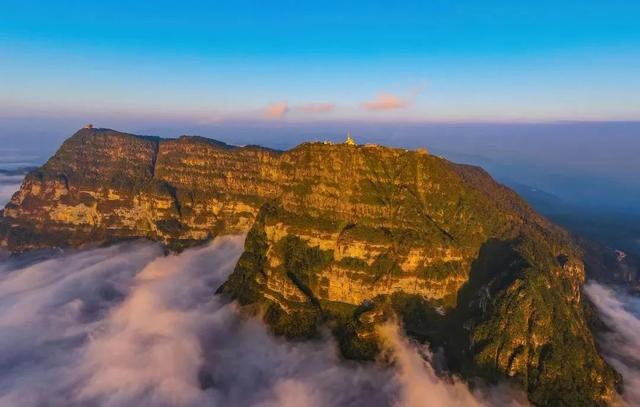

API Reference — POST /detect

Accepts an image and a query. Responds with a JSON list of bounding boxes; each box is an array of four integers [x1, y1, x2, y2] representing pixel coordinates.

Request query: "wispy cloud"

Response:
[[409, 83, 427, 99], [297, 103, 336, 113], [361, 93, 407, 111], [264, 101, 289, 119], [378, 323, 528, 407], [361, 84, 426, 112]]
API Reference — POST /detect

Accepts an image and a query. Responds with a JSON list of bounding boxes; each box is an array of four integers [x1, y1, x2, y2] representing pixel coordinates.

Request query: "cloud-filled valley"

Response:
[[0, 235, 537, 407]]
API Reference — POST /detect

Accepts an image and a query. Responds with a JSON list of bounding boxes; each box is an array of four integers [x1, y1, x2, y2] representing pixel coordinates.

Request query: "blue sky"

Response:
[[2, 0, 640, 122]]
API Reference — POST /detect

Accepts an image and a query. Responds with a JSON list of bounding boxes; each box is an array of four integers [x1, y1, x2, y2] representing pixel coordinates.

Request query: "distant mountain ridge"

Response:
[[0, 127, 624, 405]]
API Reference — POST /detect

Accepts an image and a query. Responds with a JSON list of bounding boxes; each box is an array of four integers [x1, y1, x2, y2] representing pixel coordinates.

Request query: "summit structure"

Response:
[[345, 131, 356, 145]]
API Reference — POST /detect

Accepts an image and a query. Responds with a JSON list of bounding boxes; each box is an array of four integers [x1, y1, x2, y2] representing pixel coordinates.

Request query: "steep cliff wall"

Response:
[[220, 144, 618, 406], [0, 129, 281, 250], [0, 128, 621, 405]]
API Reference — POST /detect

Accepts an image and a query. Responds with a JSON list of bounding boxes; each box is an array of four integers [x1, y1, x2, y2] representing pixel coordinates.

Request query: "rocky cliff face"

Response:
[[0, 128, 621, 405], [1, 129, 281, 250]]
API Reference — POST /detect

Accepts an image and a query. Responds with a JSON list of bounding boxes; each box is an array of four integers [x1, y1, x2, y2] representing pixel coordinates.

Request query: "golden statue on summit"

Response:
[[345, 131, 356, 145]]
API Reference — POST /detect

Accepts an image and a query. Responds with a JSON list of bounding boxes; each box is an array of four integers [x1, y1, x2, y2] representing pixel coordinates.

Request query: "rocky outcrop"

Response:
[[0, 128, 621, 405]]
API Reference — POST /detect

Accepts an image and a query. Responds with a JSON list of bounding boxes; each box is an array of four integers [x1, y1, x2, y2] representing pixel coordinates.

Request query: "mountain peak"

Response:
[[0, 127, 621, 404]]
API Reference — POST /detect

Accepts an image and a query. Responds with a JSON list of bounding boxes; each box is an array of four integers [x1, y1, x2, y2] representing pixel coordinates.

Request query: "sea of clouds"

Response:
[[0, 235, 534, 407]]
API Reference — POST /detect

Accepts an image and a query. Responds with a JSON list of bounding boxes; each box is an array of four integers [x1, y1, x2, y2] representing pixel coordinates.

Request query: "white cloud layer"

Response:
[[584, 282, 640, 406], [378, 323, 527, 407], [0, 235, 533, 406], [0, 173, 24, 207]]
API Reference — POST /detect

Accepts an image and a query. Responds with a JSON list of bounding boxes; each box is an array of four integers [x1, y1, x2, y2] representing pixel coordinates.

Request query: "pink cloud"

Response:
[[264, 101, 289, 119], [361, 93, 407, 111], [297, 103, 336, 113]]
